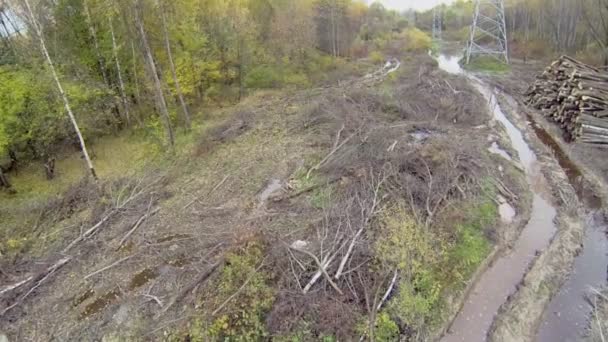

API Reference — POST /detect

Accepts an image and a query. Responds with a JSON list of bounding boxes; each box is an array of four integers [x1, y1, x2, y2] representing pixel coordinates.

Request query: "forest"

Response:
[[0, 0, 607, 181], [1, 0, 608, 341]]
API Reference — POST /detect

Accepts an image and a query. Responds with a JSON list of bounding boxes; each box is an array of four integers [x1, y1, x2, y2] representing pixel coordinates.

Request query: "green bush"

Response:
[[370, 51, 385, 64], [245, 66, 283, 89], [402, 28, 432, 52], [283, 72, 311, 88]]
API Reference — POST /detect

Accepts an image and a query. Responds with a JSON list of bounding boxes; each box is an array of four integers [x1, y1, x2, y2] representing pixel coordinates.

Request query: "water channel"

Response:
[[435, 54, 608, 342]]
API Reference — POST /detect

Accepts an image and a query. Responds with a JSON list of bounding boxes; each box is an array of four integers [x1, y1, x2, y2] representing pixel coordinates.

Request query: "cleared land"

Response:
[[0, 52, 529, 340]]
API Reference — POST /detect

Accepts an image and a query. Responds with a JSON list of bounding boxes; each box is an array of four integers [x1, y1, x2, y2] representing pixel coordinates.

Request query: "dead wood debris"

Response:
[[0, 256, 71, 317], [157, 259, 223, 317]]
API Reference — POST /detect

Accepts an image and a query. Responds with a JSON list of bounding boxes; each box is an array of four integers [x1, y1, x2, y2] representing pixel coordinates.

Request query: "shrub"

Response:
[[375, 206, 443, 331], [283, 72, 311, 88], [402, 28, 432, 52], [370, 51, 385, 64], [245, 66, 282, 89], [188, 241, 275, 341]]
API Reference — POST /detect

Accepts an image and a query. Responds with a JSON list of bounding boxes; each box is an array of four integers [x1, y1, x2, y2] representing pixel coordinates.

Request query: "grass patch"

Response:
[[0, 132, 158, 204], [463, 56, 510, 74]]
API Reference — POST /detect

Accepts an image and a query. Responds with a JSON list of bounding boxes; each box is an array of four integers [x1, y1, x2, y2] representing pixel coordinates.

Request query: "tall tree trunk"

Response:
[[109, 17, 131, 126], [24, 0, 98, 180], [130, 40, 141, 102], [160, 1, 191, 128], [0, 168, 10, 189], [134, 0, 174, 146], [83, 0, 109, 86], [237, 36, 244, 100]]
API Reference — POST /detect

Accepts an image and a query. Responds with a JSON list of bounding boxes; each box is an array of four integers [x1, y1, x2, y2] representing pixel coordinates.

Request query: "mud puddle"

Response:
[[437, 55, 558, 342], [537, 212, 608, 341], [526, 115, 602, 209], [526, 119, 606, 341]]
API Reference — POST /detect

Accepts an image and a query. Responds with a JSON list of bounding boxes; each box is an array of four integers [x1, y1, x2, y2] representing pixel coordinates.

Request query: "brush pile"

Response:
[[524, 56, 608, 145]]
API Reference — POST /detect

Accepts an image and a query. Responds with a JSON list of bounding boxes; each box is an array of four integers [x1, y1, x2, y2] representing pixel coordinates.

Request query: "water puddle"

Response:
[[435, 54, 463, 75], [537, 213, 608, 342], [128, 267, 159, 290], [79, 288, 121, 320], [437, 55, 558, 342], [526, 115, 602, 209], [410, 129, 432, 142]]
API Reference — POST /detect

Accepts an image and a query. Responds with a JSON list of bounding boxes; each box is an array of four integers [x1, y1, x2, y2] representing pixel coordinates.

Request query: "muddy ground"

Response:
[[476, 58, 607, 342], [0, 53, 529, 341]]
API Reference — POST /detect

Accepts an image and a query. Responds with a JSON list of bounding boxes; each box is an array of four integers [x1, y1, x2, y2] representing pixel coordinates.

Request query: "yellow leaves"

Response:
[[401, 28, 432, 52], [375, 205, 439, 276]]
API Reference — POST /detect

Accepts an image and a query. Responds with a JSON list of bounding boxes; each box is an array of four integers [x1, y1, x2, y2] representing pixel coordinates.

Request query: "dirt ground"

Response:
[[0, 53, 529, 341]]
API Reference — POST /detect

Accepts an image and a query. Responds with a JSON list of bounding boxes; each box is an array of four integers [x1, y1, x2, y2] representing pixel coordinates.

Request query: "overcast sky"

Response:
[[372, 0, 455, 11]]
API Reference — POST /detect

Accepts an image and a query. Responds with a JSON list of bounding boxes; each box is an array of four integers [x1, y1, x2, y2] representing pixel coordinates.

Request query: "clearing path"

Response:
[[437, 54, 558, 342], [437, 53, 608, 342]]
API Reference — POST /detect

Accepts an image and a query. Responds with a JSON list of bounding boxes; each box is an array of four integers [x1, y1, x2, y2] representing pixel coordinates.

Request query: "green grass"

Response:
[[0, 132, 159, 205], [463, 56, 511, 74]]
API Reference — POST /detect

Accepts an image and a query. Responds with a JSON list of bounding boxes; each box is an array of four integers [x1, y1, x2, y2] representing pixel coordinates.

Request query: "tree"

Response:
[[134, 0, 174, 146], [23, 0, 98, 180], [109, 16, 131, 126], [583, 0, 608, 65], [159, 0, 191, 128]]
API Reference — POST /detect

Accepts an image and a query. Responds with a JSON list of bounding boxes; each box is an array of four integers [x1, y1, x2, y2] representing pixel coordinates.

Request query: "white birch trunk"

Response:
[[24, 0, 97, 180]]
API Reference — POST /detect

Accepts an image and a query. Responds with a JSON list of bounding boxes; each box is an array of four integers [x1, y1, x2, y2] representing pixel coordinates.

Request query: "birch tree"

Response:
[[23, 0, 98, 180]]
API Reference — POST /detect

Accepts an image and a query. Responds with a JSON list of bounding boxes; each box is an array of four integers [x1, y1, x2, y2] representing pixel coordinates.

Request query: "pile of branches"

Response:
[[524, 56, 608, 145]]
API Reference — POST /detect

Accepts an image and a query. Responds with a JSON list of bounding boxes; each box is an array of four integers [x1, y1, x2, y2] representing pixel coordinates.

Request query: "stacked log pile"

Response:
[[524, 56, 608, 145]]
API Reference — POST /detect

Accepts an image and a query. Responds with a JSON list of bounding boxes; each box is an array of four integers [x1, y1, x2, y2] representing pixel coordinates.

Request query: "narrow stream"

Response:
[[436, 55, 558, 342], [436, 54, 608, 342]]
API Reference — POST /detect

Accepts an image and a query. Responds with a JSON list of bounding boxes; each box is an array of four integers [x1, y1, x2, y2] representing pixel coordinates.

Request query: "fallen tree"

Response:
[[524, 56, 608, 145]]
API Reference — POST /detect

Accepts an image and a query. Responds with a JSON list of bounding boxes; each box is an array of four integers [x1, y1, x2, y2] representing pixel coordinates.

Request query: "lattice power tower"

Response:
[[432, 6, 442, 41], [466, 0, 508, 64]]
